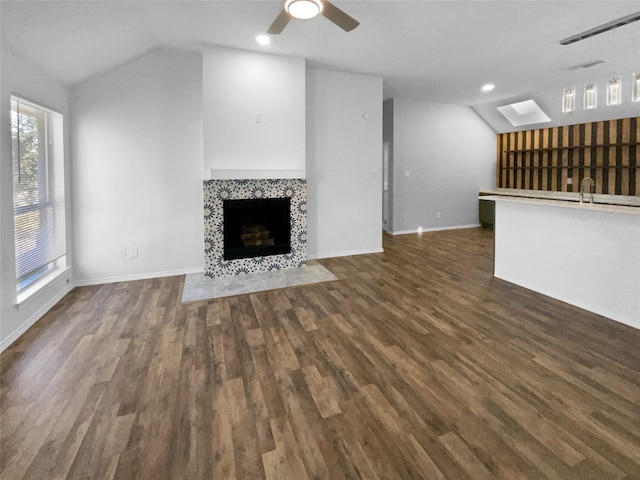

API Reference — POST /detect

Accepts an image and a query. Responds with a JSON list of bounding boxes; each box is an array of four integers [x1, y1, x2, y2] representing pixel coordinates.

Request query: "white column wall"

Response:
[[202, 46, 306, 179], [306, 68, 383, 259]]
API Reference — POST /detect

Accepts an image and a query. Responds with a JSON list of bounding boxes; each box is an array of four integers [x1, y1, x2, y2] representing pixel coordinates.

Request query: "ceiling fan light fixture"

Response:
[[285, 0, 323, 20]]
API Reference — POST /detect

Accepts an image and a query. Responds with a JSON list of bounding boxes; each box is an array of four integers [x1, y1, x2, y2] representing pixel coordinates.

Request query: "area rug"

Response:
[[181, 261, 338, 302]]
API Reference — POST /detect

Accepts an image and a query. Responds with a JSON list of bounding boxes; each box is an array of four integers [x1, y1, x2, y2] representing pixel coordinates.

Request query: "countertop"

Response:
[[480, 194, 640, 216], [479, 188, 640, 207]]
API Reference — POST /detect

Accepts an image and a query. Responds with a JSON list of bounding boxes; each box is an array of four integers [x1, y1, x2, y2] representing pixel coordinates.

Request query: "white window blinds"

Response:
[[11, 96, 66, 289]]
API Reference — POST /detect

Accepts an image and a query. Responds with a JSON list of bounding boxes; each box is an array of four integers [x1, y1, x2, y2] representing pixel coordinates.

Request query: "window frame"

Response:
[[11, 94, 67, 305]]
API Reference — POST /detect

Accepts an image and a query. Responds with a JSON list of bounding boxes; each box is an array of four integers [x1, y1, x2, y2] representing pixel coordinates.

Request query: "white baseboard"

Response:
[[307, 247, 384, 260], [1, 283, 74, 353], [75, 267, 204, 287], [391, 224, 482, 235]]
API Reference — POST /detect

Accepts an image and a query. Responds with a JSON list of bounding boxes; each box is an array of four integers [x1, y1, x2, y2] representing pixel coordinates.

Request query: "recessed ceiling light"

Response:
[[482, 84, 495, 92], [256, 34, 270, 46]]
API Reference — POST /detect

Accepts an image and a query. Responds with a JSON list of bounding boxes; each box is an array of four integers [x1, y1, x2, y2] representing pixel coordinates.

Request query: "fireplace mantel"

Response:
[[205, 169, 305, 180]]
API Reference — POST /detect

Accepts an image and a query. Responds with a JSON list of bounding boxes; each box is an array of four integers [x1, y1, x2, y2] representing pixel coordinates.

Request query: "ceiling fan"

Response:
[[267, 0, 360, 34]]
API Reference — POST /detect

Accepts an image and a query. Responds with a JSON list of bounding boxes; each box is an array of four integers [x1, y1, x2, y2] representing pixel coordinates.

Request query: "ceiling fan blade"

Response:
[[321, 1, 359, 32], [267, 9, 291, 34]]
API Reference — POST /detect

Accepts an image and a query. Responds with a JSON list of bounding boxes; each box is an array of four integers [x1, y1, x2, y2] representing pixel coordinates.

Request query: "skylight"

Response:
[[497, 99, 550, 127]]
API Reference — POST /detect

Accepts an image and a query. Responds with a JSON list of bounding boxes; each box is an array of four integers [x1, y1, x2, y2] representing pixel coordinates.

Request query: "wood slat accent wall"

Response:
[[497, 117, 639, 196]]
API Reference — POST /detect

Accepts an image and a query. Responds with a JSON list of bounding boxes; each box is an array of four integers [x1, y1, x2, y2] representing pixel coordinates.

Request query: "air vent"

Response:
[[560, 12, 640, 45], [568, 60, 607, 70]]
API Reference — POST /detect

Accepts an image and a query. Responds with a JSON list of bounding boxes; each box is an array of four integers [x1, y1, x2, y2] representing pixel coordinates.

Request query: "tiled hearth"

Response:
[[182, 261, 336, 301], [203, 178, 307, 278]]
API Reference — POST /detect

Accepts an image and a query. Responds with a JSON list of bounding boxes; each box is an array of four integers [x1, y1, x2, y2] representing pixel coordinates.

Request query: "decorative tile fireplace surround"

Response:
[[203, 178, 307, 278]]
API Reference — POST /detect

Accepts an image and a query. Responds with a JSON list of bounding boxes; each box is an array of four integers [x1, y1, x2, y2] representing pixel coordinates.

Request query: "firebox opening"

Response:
[[223, 198, 291, 260]]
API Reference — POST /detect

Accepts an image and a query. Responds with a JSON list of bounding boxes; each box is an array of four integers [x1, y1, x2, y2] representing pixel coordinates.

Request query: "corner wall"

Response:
[[391, 98, 496, 233], [0, 49, 73, 351], [306, 68, 383, 259], [70, 49, 204, 285]]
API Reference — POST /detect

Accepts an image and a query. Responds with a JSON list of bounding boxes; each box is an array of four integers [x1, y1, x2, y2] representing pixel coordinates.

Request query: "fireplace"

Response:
[[223, 198, 291, 260], [203, 178, 306, 278]]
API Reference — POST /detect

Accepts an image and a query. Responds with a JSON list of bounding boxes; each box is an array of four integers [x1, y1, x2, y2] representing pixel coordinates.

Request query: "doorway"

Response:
[[382, 141, 391, 232]]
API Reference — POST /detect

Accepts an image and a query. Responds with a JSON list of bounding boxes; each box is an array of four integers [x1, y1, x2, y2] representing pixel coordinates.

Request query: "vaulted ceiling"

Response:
[[2, 1, 640, 108]]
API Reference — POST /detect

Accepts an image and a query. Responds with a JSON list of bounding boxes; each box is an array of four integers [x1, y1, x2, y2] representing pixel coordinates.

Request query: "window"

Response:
[[496, 99, 550, 127], [11, 96, 66, 300], [562, 87, 576, 113]]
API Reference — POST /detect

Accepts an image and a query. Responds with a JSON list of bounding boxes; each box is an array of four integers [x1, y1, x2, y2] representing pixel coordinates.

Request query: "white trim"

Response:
[[10, 91, 63, 115], [308, 247, 384, 260], [74, 267, 204, 287], [2, 283, 74, 353], [391, 224, 482, 235], [206, 169, 306, 180], [16, 265, 71, 310]]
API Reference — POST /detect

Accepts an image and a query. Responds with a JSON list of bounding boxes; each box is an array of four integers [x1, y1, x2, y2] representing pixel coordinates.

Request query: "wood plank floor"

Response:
[[2, 227, 640, 479]]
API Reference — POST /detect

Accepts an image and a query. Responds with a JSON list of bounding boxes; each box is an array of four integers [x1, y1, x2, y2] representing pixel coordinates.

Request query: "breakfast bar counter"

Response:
[[483, 194, 640, 330]]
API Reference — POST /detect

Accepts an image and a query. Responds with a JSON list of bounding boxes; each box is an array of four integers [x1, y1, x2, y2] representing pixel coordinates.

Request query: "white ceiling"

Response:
[[2, 0, 640, 107]]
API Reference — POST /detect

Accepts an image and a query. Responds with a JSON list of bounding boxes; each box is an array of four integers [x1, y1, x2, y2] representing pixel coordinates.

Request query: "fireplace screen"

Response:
[[223, 198, 291, 260]]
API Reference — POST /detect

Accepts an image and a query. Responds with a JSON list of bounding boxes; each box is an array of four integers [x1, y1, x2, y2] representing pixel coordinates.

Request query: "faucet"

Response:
[[579, 177, 595, 204]]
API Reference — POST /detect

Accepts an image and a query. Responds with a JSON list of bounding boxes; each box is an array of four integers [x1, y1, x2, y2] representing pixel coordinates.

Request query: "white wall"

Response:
[[71, 49, 204, 284], [1, 49, 73, 351], [391, 98, 496, 233], [306, 68, 383, 259], [203, 46, 306, 179], [474, 71, 640, 133]]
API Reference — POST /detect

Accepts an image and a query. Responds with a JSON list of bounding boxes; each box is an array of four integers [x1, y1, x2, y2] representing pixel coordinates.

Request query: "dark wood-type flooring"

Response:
[[2, 228, 640, 479]]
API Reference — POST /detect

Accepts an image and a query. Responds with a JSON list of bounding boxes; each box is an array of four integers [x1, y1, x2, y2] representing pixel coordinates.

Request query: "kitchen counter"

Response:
[[486, 194, 640, 330], [480, 188, 640, 207], [481, 194, 640, 216]]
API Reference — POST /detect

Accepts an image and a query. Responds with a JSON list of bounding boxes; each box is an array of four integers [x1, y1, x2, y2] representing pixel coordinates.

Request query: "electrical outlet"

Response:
[[436, 212, 441, 218], [119, 248, 126, 258]]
